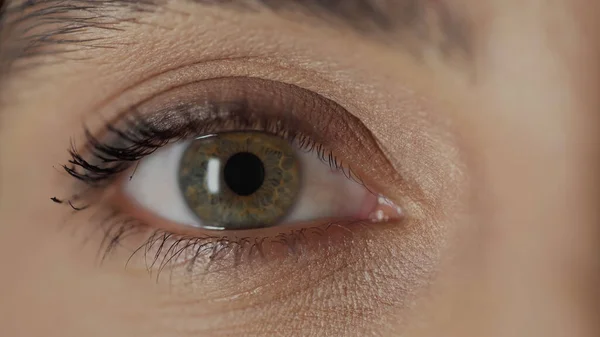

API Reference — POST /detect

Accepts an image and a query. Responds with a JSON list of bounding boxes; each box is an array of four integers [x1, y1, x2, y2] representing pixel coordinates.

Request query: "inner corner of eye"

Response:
[[121, 132, 402, 231]]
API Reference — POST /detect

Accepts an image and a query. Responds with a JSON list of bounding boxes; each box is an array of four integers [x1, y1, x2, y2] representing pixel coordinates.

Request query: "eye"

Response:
[[58, 77, 404, 273], [125, 131, 379, 230]]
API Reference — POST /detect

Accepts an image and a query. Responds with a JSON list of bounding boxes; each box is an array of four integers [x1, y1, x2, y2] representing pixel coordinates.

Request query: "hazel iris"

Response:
[[178, 132, 301, 230]]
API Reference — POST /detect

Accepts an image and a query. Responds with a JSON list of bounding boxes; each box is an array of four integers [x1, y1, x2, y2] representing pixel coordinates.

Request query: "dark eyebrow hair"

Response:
[[0, 0, 472, 76]]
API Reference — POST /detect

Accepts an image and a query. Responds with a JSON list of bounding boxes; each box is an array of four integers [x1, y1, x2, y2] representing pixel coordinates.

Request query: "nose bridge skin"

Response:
[[410, 1, 600, 336]]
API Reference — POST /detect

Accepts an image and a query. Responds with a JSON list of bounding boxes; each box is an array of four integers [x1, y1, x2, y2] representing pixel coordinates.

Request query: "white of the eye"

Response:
[[281, 149, 369, 223], [124, 140, 371, 228], [124, 140, 203, 227]]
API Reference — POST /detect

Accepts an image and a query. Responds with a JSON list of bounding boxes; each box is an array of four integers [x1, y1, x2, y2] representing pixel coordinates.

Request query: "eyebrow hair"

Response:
[[0, 0, 472, 76]]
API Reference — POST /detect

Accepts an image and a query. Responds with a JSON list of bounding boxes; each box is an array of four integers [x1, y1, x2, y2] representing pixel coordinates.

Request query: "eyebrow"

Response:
[[0, 0, 472, 75]]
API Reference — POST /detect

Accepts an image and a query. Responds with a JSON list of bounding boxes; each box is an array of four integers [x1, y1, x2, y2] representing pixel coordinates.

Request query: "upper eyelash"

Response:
[[63, 99, 360, 189]]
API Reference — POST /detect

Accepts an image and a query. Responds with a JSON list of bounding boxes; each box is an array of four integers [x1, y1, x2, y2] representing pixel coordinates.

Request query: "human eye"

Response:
[[0, 0, 478, 335], [54, 77, 404, 277]]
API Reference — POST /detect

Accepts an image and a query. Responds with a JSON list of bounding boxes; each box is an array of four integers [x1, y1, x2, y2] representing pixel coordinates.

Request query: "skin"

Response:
[[0, 0, 598, 336]]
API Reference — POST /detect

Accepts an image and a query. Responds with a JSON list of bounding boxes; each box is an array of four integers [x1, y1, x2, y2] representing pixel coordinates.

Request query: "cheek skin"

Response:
[[402, 2, 600, 337]]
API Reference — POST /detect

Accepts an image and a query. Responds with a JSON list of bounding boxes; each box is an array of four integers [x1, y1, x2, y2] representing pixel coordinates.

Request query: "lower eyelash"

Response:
[[87, 205, 368, 281]]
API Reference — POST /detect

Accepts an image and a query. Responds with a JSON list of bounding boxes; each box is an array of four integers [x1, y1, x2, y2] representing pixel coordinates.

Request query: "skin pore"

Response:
[[0, 1, 598, 337]]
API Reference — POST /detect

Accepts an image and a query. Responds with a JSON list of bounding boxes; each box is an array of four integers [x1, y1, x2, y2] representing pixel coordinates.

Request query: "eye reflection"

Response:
[[178, 132, 301, 230]]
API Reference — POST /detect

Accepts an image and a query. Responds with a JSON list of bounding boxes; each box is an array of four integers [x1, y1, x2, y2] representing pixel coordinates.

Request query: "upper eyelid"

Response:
[[62, 56, 341, 126], [61, 77, 408, 208], [70, 77, 375, 175], [119, 77, 397, 182]]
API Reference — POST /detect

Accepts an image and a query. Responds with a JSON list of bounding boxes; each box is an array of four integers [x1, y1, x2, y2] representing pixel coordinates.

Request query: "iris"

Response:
[[178, 132, 301, 230]]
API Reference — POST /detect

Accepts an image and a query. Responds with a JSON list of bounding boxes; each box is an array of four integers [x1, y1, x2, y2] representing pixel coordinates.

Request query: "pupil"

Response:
[[223, 152, 265, 196]]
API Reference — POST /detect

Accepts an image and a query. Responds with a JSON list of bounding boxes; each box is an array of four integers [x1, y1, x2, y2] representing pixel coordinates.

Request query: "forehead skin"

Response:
[[0, 0, 474, 80], [0, 0, 598, 337]]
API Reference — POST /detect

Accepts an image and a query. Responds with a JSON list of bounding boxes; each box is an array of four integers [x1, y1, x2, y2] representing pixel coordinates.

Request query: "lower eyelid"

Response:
[[95, 210, 393, 279], [108, 183, 403, 280], [63, 172, 407, 285], [89, 154, 406, 282]]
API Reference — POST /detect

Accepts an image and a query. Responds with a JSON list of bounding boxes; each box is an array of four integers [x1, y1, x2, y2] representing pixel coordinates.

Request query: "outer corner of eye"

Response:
[[122, 131, 402, 232]]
